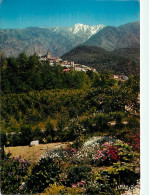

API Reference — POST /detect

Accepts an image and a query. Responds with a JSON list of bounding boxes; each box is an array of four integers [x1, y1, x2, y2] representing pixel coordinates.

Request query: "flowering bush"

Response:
[[1, 155, 30, 194], [36, 136, 139, 194], [41, 183, 65, 195], [26, 157, 61, 193], [123, 130, 140, 152], [66, 165, 91, 186], [106, 145, 119, 161], [91, 143, 120, 166], [86, 180, 121, 195], [44, 136, 137, 167], [114, 140, 137, 162]]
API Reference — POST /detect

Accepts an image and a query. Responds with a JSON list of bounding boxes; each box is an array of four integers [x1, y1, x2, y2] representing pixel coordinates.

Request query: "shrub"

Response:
[[123, 130, 140, 152], [97, 162, 140, 188], [8, 133, 21, 146], [41, 183, 65, 195], [26, 157, 61, 193], [33, 127, 44, 142], [114, 140, 137, 162], [127, 116, 140, 128], [20, 126, 33, 146], [67, 136, 138, 166], [0, 132, 7, 159], [42, 183, 84, 195], [1, 156, 30, 194], [86, 181, 120, 195], [44, 122, 55, 142], [66, 165, 91, 186]]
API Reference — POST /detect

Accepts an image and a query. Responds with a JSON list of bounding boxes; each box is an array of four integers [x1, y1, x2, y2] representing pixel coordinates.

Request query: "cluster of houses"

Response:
[[38, 51, 97, 73], [113, 74, 128, 81], [39, 51, 128, 80]]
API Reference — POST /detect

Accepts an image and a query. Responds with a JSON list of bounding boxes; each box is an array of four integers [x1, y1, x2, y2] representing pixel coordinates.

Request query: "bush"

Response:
[[1, 156, 30, 194], [20, 126, 33, 146], [44, 122, 55, 142], [42, 183, 84, 195], [127, 116, 140, 128], [0, 132, 7, 159], [26, 157, 61, 193], [66, 136, 138, 166], [33, 127, 44, 142], [96, 162, 140, 188], [66, 165, 91, 186], [8, 133, 21, 146], [86, 181, 120, 195]]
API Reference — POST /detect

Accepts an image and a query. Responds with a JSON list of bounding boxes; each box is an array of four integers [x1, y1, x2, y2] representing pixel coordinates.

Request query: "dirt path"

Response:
[[5, 142, 69, 163]]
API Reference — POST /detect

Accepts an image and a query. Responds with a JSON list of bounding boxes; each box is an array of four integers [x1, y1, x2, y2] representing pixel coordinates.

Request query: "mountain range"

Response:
[[0, 24, 104, 57], [0, 22, 139, 58], [83, 21, 140, 51]]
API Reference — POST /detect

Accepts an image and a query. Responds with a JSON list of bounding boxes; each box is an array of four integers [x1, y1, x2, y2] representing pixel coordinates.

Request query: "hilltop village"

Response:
[[39, 51, 97, 73], [39, 51, 128, 81]]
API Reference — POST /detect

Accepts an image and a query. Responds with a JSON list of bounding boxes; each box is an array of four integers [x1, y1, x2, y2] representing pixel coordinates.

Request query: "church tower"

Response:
[[47, 51, 51, 59]]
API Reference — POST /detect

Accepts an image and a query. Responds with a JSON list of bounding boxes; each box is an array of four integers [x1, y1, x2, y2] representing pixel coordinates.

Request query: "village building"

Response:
[[39, 51, 97, 73], [113, 75, 128, 81]]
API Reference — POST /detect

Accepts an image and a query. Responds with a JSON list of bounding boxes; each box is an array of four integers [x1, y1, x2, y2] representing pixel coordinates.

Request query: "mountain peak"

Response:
[[69, 23, 105, 38], [74, 23, 86, 27]]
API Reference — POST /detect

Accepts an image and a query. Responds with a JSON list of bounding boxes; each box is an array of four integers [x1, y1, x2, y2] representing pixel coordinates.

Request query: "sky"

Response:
[[0, 0, 140, 29]]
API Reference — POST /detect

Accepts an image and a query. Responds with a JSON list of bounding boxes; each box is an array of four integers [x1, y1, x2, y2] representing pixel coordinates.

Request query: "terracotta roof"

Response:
[[63, 68, 70, 72]]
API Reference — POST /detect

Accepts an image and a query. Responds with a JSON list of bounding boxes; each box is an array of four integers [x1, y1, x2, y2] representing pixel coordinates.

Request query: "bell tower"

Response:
[[47, 51, 51, 59]]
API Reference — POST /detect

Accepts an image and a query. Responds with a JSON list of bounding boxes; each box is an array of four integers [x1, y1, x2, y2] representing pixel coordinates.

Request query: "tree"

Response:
[[20, 126, 33, 145], [44, 122, 55, 141], [1, 132, 7, 159]]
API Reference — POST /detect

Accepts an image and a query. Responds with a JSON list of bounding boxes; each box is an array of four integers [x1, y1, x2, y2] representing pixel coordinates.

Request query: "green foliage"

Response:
[[1, 156, 30, 194], [96, 162, 140, 188], [26, 158, 61, 193], [1, 54, 93, 94], [114, 140, 138, 162], [2, 89, 89, 132], [122, 75, 140, 114], [33, 127, 44, 142], [66, 165, 92, 186], [62, 45, 140, 75], [86, 181, 120, 195], [19, 126, 33, 146], [127, 115, 140, 128], [44, 122, 55, 141]]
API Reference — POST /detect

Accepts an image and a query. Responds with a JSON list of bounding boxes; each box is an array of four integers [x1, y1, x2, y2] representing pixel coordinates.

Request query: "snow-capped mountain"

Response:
[[0, 23, 105, 57], [68, 23, 105, 38], [51, 23, 105, 40]]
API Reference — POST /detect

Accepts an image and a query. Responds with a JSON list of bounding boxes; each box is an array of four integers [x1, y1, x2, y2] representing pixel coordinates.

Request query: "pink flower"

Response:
[[65, 146, 69, 150], [77, 182, 85, 187], [97, 150, 104, 158], [72, 184, 77, 188], [71, 148, 77, 153]]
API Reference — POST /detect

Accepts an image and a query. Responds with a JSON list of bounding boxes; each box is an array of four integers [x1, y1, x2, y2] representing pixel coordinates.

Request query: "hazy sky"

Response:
[[0, 0, 140, 29]]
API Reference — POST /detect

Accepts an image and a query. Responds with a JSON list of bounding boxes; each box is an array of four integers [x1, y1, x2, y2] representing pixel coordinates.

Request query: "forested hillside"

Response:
[[61, 46, 140, 75], [1, 53, 92, 94]]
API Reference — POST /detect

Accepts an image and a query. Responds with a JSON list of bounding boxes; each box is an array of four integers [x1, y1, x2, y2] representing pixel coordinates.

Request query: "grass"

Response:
[[4, 142, 69, 164]]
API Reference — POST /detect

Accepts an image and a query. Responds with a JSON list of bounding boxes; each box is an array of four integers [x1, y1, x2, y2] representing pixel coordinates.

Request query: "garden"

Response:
[[1, 128, 140, 194]]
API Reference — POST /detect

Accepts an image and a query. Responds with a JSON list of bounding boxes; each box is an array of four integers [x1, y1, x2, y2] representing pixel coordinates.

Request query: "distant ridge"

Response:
[[0, 24, 105, 57], [83, 21, 140, 51], [0, 22, 139, 57]]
